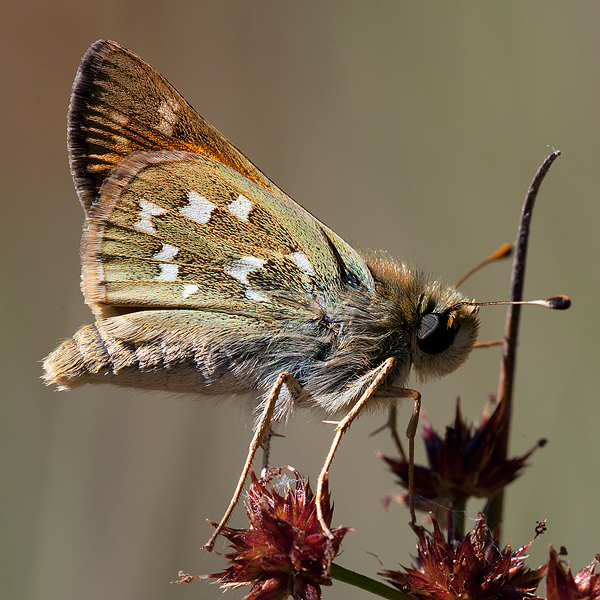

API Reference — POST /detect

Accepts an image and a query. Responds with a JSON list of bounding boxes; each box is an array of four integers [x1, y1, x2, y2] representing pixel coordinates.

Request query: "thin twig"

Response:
[[486, 150, 561, 532]]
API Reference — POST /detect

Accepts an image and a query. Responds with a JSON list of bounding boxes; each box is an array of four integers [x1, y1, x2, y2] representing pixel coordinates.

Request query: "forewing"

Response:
[[83, 151, 370, 319], [69, 39, 283, 212]]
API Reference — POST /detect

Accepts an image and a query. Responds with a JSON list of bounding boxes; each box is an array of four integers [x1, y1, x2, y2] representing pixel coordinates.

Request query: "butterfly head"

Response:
[[364, 255, 480, 384], [409, 291, 480, 382]]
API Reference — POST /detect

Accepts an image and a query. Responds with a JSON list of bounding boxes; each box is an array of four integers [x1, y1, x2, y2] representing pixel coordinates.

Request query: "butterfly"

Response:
[[43, 39, 480, 427]]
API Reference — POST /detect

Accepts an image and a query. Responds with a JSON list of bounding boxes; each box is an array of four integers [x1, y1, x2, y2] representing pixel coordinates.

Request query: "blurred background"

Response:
[[2, 2, 599, 599]]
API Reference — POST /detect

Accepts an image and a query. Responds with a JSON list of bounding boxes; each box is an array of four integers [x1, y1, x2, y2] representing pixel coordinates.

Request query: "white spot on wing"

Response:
[[153, 243, 180, 261], [112, 135, 128, 152], [180, 190, 216, 224], [224, 256, 266, 285], [228, 194, 253, 221], [155, 263, 179, 281], [134, 199, 167, 234], [111, 111, 128, 125], [245, 289, 269, 302], [157, 99, 179, 136], [182, 284, 199, 299], [287, 251, 315, 276]]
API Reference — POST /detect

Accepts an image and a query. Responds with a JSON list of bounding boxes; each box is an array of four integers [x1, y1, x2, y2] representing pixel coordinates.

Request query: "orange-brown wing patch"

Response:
[[69, 40, 282, 213]]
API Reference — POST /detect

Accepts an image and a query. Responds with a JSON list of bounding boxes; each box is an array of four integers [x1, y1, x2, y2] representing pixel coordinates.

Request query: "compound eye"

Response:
[[417, 312, 457, 355]]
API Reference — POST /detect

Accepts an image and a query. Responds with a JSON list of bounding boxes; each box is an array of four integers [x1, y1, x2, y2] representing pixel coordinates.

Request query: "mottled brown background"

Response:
[[2, 2, 599, 599]]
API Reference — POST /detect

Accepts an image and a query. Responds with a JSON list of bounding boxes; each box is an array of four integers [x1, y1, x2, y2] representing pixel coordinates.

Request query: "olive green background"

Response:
[[2, 3, 599, 599]]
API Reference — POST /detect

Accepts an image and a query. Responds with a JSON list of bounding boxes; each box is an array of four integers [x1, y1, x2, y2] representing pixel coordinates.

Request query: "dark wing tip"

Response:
[[68, 40, 128, 213]]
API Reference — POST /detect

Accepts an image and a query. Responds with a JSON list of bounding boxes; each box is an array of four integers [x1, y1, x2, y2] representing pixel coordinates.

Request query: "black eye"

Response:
[[417, 312, 457, 355]]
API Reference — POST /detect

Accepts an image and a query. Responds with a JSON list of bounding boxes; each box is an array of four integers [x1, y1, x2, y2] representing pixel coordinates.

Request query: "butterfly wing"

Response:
[[72, 40, 375, 320], [69, 39, 283, 212], [83, 149, 374, 320]]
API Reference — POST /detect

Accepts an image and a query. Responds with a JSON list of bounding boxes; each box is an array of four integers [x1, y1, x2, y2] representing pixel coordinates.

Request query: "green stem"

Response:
[[452, 498, 467, 540], [330, 563, 411, 600]]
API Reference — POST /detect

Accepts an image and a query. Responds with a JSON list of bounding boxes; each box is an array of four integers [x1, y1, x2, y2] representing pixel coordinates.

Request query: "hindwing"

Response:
[[83, 150, 373, 320]]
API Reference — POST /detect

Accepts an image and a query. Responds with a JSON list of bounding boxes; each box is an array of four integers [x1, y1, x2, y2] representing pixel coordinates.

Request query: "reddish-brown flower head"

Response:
[[380, 396, 542, 510], [381, 514, 546, 600], [546, 546, 600, 600], [207, 467, 351, 600]]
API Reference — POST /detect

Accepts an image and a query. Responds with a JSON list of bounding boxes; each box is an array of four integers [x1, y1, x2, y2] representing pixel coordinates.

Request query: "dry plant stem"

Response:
[[316, 357, 397, 538], [203, 372, 292, 551], [486, 150, 561, 532]]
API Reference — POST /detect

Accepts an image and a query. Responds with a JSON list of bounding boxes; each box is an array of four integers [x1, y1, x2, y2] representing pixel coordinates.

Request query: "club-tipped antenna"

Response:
[[457, 294, 570, 311]]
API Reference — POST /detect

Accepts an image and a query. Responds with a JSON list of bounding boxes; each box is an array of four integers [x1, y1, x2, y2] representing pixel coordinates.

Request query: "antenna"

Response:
[[453, 242, 513, 289], [458, 295, 570, 311]]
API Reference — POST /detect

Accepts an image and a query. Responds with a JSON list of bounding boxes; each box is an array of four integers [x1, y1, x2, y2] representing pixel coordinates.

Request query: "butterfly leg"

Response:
[[260, 427, 286, 475], [405, 391, 421, 525], [370, 404, 407, 460], [376, 385, 422, 523], [316, 357, 395, 536], [261, 428, 273, 475], [316, 360, 422, 537], [203, 371, 297, 551]]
